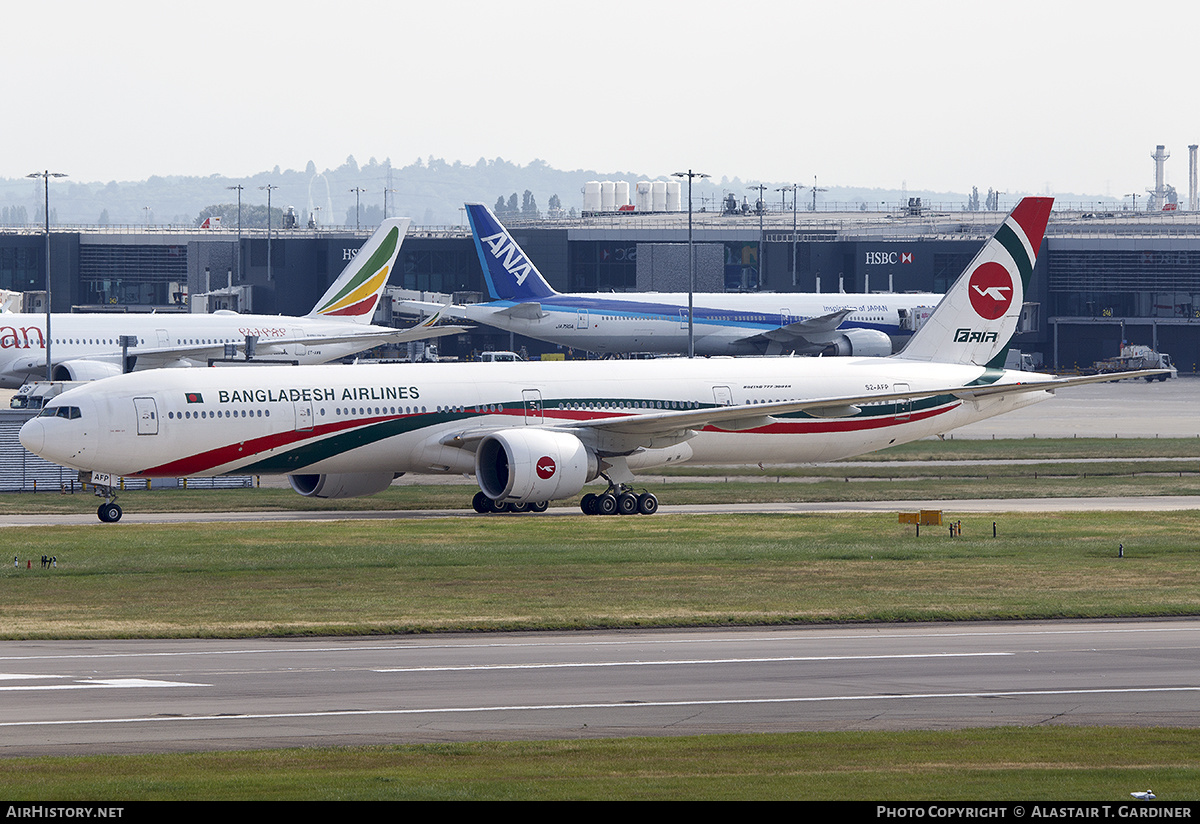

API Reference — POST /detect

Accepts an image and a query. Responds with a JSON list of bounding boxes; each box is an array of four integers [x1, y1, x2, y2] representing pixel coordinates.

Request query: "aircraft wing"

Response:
[[393, 299, 470, 320], [393, 298, 545, 322], [570, 370, 1169, 439], [746, 308, 854, 345], [441, 370, 1168, 456]]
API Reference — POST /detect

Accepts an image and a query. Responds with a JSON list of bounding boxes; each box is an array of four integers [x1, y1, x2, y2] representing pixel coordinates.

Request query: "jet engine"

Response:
[[821, 328, 894, 357], [288, 472, 397, 499], [51, 360, 124, 382], [475, 428, 598, 504]]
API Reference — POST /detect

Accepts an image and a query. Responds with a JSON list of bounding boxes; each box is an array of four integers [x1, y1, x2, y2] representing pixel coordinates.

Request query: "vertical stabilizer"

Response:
[[308, 218, 410, 323], [895, 197, 1052, 367], [466, 204, 558, 301]]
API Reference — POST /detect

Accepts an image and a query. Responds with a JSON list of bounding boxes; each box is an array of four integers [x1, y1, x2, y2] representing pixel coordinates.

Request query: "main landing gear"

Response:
[[579, 486, 658, 516], [94, 489, 122, 523], [472, 491, 549, 515]]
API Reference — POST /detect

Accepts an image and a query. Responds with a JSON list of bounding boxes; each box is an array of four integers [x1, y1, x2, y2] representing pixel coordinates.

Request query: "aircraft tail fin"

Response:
[[308, 218, 410, 323], [466, 203, 558, 301], [895, 197, 1052, 367]]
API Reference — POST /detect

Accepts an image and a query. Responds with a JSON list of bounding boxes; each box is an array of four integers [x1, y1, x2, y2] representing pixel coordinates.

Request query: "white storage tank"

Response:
[[614, 180, 630, 210], [583, 180, 602, 212], [666, 179, 683, 211], [600, 181, 616, 212], [635, 181, 653, 211], [651, 180, 668, 212]]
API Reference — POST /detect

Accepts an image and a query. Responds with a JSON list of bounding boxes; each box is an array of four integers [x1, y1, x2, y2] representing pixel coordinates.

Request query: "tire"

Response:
[[580, 493, 597, 515], [595, 493, 618, 516], [472, 491, 491, 513], [98, 503, 122, 523], [616, 492, 638, 515], [636, 493, 659, 515], [529, 500, 549, 512]]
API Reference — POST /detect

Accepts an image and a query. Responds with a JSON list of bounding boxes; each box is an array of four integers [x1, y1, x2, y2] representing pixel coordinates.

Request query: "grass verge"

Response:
[[0, 728, 1195, 800], [3, 511, 1199, 638]]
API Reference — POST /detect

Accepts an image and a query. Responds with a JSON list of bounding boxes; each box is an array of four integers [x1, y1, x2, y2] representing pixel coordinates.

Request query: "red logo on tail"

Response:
[[967, 262, 1015, 320], [536, 457, 556, 479]]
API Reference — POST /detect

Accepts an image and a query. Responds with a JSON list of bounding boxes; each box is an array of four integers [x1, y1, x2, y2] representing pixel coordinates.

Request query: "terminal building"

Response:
[[2, 205, 1200, 372]]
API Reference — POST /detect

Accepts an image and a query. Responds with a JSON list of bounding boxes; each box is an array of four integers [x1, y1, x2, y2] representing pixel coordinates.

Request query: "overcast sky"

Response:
[[8, 0, 1198, 197]]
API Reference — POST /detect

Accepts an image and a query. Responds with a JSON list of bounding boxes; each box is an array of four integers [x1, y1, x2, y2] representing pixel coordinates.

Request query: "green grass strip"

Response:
[[0, 728, 1195, 800]]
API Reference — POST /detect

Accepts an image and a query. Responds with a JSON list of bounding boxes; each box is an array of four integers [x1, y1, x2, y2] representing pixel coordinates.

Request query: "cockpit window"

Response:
[[38, 406, 81, 420]]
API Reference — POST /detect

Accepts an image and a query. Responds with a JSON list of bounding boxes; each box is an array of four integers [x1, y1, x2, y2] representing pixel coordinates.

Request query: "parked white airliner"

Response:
[[20, 198, 1163, 522], [0, 218, 463, 387], [394, 203, 940, 356]]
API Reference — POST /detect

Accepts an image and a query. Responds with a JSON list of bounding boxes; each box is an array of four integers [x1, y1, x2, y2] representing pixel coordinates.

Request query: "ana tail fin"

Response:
[[308, 218, 410, 323], [466, 203, 558, 301], [895, 197, 1052, 367]]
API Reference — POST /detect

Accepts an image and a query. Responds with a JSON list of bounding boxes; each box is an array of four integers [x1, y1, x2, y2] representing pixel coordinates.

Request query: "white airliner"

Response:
[[393, 203, 939, 357], [20, 197, 1163, 522], [0, 218, 464, 388]]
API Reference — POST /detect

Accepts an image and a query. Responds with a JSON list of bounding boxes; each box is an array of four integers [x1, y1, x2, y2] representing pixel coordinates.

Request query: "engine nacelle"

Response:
[[52, 359, 124, 382], [288, 472, 397, 499], [475, 428, 598, 504], [822, 328, 894, 358]]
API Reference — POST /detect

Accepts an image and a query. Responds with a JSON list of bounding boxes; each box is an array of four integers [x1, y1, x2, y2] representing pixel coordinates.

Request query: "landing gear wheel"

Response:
[[580, 493, 598, 515], [98, 502, 122, 523], [595, 493, 618, 516], [636, 492, 659, 515], [529, 500, 549, 512], [508, 501, 529, 513], [472, 491, 491, 513], [616, 491, 639, 515]]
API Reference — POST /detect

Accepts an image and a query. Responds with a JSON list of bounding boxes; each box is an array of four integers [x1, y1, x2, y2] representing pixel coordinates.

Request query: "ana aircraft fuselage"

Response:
[[448, 292, 936, 356]]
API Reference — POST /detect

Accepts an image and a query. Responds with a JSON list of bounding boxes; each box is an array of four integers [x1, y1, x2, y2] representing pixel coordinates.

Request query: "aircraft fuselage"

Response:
[[20, 359, 1051, 480]]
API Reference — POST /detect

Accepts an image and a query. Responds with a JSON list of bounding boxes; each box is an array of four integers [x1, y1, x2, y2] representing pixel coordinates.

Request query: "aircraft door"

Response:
[[522, 389, 543, 424], [294, 399, 313, 431], [894, 383, 912, 422], [712, 386, 733, 406], [679, 309, 689, 329], [155, 329, 169, 348], [576, 310, 588, 330], [291, 329, 307, 357], [133, 397, 159, 435]]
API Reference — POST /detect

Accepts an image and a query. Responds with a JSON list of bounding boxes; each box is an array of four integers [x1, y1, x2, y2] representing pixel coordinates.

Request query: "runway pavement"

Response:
[[0, 619, 1196, 755]]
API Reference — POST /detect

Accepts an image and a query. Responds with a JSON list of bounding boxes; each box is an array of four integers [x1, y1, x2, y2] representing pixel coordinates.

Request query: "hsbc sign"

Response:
[[864, 251, 914, 265]]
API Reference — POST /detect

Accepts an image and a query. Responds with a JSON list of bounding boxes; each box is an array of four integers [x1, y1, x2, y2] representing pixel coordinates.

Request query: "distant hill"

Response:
[[0, 157, 1122, 229]]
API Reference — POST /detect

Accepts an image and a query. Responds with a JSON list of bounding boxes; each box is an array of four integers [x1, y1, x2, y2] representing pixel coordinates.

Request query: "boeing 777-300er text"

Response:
[[393, 203, 939, 357], [0, 218, 464, 388], [20, 197, 1165, 522]]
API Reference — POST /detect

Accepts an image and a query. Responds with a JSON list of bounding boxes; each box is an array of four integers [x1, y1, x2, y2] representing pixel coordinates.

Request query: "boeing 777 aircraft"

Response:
[[0, 218, 464, 387], [394, 203, 939, 356], [21, 197, 1162, 522]]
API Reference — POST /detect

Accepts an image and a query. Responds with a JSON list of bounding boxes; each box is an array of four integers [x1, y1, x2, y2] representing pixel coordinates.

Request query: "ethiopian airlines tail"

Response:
[[466, 203, 558, 301], [307, 218, 411, 323], [896, 197, 1052, 368]]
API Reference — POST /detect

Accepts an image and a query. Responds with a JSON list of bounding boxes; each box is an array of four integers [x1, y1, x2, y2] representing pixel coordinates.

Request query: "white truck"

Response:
[[1092, 344, 1177, 381]]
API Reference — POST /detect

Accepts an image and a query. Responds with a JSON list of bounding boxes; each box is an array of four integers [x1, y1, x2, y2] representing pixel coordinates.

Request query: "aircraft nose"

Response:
[[18, 418, 45, 456]]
